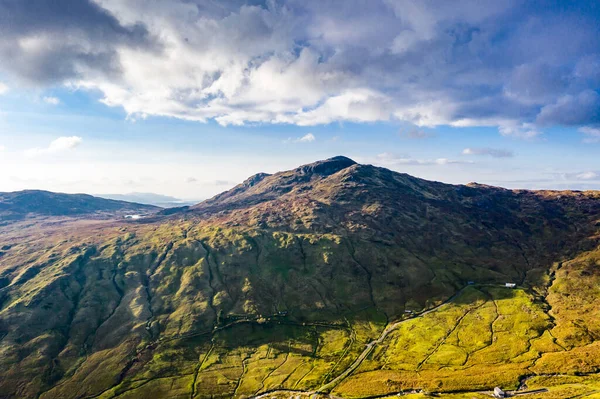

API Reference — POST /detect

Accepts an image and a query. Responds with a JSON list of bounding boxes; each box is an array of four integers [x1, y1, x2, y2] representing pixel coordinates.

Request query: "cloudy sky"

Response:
[[0, 0, 599, 200]]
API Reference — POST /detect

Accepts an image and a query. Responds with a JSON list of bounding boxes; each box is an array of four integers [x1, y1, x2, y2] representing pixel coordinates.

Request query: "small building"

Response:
[[493, 387, 506, 398], [468, 281, 475, 285], [505, 283, 516, 288]]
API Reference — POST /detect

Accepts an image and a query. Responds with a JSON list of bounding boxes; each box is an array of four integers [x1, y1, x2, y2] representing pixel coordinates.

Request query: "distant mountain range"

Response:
[[0, 190, 160, 222], [97, 192, 199, 208], [1, 157, 600, 398]]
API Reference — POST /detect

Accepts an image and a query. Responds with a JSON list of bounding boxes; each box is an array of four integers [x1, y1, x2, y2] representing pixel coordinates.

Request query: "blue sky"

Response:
[[0, 0, 599, 199]]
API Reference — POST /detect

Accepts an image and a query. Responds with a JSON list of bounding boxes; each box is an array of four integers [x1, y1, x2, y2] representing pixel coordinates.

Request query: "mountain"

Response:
[[97, 192, 198, 208], [1, 157, 600, 399], [0, 190, 160, 222]]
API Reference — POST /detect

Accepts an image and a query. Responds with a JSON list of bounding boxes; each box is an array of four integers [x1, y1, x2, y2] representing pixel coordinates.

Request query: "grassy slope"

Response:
[[0, 220, 598, 399]]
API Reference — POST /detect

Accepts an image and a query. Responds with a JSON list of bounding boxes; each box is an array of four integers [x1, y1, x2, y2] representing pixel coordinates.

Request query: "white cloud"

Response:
[[185, 177, 236, 187], [375, 152, 472, 166], [297, 133, 315, 143], [462, 147, 514, 158], [553, 170, 600, 182], [0, 145, 5, 151], [25, 136, 82, 157], [575, 171, 598, 180], [1, 0, 599, 135], [43, 96, 60, 105], [0, 82, 7, 95], [284, 133, 316, 144], [498, 122, 542, 139], [579, 126, 600, 143]]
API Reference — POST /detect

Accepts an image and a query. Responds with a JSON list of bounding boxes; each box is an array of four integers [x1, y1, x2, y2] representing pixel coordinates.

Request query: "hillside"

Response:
[[1, 157, 600, 399], [0, 190, 160, 222]]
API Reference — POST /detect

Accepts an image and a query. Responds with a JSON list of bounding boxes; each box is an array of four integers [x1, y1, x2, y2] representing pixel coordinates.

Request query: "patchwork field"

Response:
[[43, 270, 600, 398]]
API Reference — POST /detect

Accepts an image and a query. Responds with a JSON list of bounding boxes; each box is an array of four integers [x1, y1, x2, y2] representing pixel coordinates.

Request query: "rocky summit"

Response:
[[1, 157, 600, 399]]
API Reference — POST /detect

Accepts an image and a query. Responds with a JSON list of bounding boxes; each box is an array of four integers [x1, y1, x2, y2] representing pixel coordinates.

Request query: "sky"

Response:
[[0, 0, 599, 200]]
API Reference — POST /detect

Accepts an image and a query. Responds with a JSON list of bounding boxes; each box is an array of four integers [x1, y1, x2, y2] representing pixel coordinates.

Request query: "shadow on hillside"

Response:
[[174, 285, 521, 354], [449, 284, 520, 306], [215, 322, 322, 355]]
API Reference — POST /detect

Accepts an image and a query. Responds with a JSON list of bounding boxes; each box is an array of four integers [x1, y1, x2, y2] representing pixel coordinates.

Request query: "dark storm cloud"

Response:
[[0, 0, 155, 83], [0, 0, 598, 130], [537, 90, 600, 126]]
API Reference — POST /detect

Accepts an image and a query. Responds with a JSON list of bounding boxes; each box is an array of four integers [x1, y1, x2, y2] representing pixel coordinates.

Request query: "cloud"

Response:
[[25, 136, 82, 157], [462, 147, 513, 158], [575, 171, 599, 180], [0, 82, 7, 95], [284, 132, 316, 143], [553, 170, 600, 182], [498, 122, 542, 140], [0, 0, 155, 84], [186, 177, 235, 186], [579, 126, 600, 143], [375, 152, 472, 166], [297, 133, 315, 143], [43, 96, 60, 105], [399, 127, 435, 139], [0, 0, 599, 133], [0, 145, 5, 151], [214, 180, 235, 186], [536, 90, 600, 126]]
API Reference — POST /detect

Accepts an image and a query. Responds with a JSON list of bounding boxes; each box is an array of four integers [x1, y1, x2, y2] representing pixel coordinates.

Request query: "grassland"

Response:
[[79, 277, 600, 399], [2, 215, 600, 399]]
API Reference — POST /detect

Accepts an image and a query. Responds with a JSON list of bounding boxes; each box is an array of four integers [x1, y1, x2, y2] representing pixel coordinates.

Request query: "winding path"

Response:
[[249, 286, 471, 399], [313, 285, 470, 395]]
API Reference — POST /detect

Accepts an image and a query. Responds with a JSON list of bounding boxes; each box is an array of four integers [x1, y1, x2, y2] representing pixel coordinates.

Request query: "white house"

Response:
[[505, 283, 516, 288]]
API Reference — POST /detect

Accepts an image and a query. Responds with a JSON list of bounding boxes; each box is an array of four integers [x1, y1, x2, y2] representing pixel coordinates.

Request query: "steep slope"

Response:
[[0, 157, 599, 399], [0, 190, 160, 222]]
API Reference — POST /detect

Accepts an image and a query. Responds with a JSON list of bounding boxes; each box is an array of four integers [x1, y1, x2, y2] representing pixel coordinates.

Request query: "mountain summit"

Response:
[[191, 156, 357, 214], [294, 155, 357, 176], [191, 156, 599, 241]]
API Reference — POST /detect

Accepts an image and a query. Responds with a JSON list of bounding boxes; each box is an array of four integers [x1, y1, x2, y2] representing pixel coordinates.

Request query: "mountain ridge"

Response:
[[192, 156, 600, 214], [0, 189, 160, 222]]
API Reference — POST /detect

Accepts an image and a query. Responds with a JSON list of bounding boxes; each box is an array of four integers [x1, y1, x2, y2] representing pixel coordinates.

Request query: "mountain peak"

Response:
[[190, 156, 357, 213], [295, 156, 356, 177], [242, 172, 271, 188]]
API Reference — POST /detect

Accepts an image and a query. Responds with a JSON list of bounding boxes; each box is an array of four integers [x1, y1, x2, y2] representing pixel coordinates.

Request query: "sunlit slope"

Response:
[[1, 157, 600, 398]]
